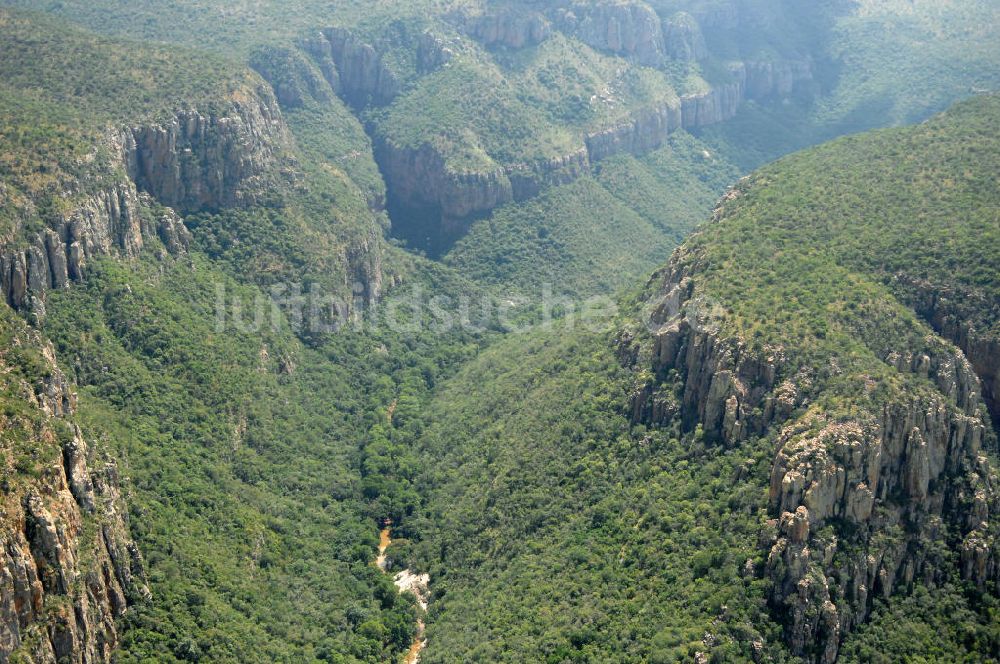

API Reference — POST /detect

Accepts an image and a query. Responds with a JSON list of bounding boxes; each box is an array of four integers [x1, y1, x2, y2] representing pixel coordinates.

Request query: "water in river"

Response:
[[376, 527, 428, 663]]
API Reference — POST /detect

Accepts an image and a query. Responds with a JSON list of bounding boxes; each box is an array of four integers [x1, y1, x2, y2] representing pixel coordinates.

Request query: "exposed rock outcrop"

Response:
[[663, 11, 707, 62], [585, 100, 682, 162], [555, 1, 666, 67], [892, 274, 1000, 430], [0, 186, 188, 313], [122, 88, 287, 214], [303, 28, 401, 107], [0, 331, 148, 663], [378, 141, 514, 234], [378, 137, 592, 242], [0, 84, 300, 313], [619, 245, 1000, 662], [680, 60, 812, 129], [305, 12, 811, 249], [378, 50, 812, 245], [301, 25, 454, 108], [469, 10, 552, 49], [250, 45, 336, 109]]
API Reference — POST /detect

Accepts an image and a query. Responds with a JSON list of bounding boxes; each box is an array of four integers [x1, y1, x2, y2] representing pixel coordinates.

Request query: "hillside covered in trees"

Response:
[[0, 1, 997, 663]]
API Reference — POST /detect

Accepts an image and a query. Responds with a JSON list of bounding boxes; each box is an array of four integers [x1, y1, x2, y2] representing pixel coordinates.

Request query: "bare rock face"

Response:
[[378, 140, 514, 233], [681, 81, 744, 129], [663, 11, 707, 61], [301, 24, 454, 109], [556, 1, 666, 67], [585, 100, 682, 162], [892, 273, 1000, 429], [378, 137, 592, 244], [0, 328, 149, 663], [122, 87, 287, 215], [679, 61, 812, 129], [744, 60, 814, 100], [1, 83, 293, 313], [304, 28, 401, 107], [1, 187, 188, 312], [470, 10, 552, 49], [620, 243, 1000, 662]]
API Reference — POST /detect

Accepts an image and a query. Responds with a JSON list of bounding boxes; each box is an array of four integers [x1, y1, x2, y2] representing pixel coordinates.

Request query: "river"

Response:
[[376, 527, 428, 663]]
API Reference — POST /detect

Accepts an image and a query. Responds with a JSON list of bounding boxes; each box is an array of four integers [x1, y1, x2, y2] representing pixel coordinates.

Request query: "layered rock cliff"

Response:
[[249, 46, 336, 109], [122, 87, 288, 215], [301, 25, 454, 109], [303, 27, 401, 107], [663, 11, 708, 62], [554, 1, 667, 67], [0, 79, 394, 317], [892, 274, 1000, 430], [0, 326, 148, 663], [376, 49, 811, 246], [584, 100, 682, 162], [288, 7, 811, 250], [468, 10, 552, 49], [369, 54, 808, 245], [377, 138, 591, 239], [618, 244, 1000, 662], [0, 187, 190, 318]]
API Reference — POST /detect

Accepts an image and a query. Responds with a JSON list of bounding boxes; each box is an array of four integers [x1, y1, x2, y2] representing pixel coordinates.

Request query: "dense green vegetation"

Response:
[[38, 246, 491, 662], [370, 31, 684, 171], [840, 583, 1000, 662], [444, 131, 738, 298], [0, 7, 256, 240], [685, 94, 1000, 350], [401, 326, 788, 662], [1, 2, 998, 663], [391, 94, 1000, 663], [0, 8, 250, 123]]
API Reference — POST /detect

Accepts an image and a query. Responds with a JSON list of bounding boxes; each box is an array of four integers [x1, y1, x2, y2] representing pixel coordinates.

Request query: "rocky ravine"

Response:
[[370, 55, 810, 245], [0, 327, 149, 663], [249, 6, 811, 248], [617, 249, 999, 662]]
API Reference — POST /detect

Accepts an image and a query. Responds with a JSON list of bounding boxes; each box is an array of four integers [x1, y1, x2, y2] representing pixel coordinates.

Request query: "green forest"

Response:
[[0, 2, 998, 663]]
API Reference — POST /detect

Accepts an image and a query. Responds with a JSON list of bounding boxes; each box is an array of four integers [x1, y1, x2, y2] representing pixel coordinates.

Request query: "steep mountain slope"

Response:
[[0, 10, 427, 662], [696, 0, 1000, 168], [7, 0, 996, 272], [443, 132, 739, 297], [0, 3, 998, 663], [0, 306, 147, 661], [403, 95, 1000, 662]]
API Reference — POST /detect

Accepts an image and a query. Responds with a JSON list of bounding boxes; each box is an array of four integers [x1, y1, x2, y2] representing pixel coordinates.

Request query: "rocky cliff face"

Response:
[[0, 186, 190, 318], [122, 87, 288, 215], [555, 1, 667, 67], [680, 60, 813, 128], [663, 11, 708, 61], [0, 330, 149, 664], [585, 100, 682, 162], [468, 10, 552, 49], [619, 246, 1000, 662], [0, 82, 335, 316], [293, 7, 811, 249], [250, 46, 336, 109], [302, 28, 401, 107], [892, 274, 1000, 431], [377, 50, 814, 245], [377, 140, 514, 234], [378, 138, 592, 237]]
